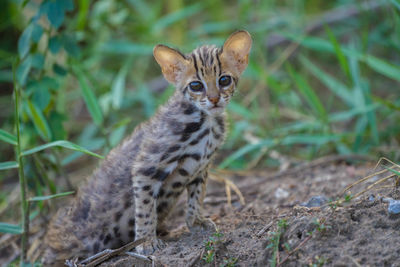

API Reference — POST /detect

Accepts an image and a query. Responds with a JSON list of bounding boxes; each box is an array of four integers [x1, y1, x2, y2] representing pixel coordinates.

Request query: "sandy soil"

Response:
[[1, 156, 400, 266]]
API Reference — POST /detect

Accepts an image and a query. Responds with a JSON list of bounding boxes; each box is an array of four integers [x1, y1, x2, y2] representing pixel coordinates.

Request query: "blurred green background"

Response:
[[1, 0, 400, 204]]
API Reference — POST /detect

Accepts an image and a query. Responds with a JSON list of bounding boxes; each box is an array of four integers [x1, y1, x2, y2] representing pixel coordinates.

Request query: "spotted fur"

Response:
[[42, 31, 252, 266]]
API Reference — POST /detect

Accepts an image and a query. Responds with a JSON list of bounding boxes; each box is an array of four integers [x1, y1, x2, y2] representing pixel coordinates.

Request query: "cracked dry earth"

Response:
[[92, 159, 400, 267], [2, 158, 400, 266]]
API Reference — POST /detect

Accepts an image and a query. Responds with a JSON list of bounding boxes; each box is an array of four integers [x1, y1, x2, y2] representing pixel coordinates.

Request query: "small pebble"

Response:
[[388, 200, 400, 215], [368, 194, 375, 202], [274, 188, 289, 199], [301, 195, 328, 208]]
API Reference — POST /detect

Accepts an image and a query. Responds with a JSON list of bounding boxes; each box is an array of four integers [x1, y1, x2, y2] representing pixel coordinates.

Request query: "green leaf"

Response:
[[32, 86, 51, 110], [29, 191, 75, 202], [219, 139, 275, 169], [49, 36, 62, 54], [62, 35, 80, 58], [18, 24, 33, 58], [0, 129, 17, 145], [26, 99, 52, 141], [0, 222, 23, 234], [385, 166, 400, 176], [299, 55, 353, 106], [22, 140, 104, 159], [281, 134, 342, 146], [53, 63, 67, 76], [324, 25, 350, 79], [288, 64, 327, 122], [391, 0, 400, 11], [0, 161, 19, 170], [59, 0, 74, 11], [360, 55, 400, 83], [48, 111, 67, 140], [31, 23, 43, 43], [16, 56, 32, 86], [31, 53, 45, 69], [73, 66, 103, 125], [152, 3, 203, 33], [112, 60, 132, 109], [47, 1, 65, 29], [100, 41, 153, 55]]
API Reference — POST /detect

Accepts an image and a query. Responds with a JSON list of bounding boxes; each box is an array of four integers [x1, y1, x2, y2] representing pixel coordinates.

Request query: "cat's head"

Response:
[[153, 30, 252, 114]]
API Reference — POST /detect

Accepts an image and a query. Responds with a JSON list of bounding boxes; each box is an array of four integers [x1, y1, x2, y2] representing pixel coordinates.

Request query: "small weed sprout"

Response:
[[220, 257, 238, 267], [203, 231, 224, 264], [267, 219, 288, 267]]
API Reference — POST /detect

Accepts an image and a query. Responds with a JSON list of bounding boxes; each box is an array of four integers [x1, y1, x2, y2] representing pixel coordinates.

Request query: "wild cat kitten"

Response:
[[42, 30, 252, 266]]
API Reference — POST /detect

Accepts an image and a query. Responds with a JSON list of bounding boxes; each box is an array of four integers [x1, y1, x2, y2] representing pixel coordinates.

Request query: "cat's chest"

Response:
[[178, 115, 224, 175]]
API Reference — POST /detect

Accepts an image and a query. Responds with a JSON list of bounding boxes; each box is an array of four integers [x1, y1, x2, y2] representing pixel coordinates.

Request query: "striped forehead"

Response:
[[189, 45, 221, 78]]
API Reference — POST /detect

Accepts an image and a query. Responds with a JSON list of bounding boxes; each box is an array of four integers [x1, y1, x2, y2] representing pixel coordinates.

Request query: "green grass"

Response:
[[0, 0, 399, 265]]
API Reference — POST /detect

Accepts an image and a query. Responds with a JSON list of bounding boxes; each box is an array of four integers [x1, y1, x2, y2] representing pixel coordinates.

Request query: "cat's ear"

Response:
[[221, 30, 252, 74], [153, 45, 188, 84]]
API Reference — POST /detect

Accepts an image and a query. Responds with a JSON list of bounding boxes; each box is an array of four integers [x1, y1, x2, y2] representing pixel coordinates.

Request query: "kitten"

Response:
[[42, 30, 252, 266]]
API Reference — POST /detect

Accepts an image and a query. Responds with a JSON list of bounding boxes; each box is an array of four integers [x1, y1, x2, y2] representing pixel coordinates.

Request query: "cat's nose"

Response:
[[208, 96, 220, 105]]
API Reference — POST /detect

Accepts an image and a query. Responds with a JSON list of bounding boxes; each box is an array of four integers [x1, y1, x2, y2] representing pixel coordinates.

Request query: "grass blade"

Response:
[[0, 222, 23, 234], [152, 3, 203, 33], [28, 191, 75, 202], [324, 25, 350, 79], [73, 66, 103, 126], [0, 161, 19, 170], [26, 99, 52, 141], [22, 140, 104, 159], [287, 64, 327, 122], [0, 129, 17, 145], [219, 140, 275, 169], [299, 55, 353, 106]]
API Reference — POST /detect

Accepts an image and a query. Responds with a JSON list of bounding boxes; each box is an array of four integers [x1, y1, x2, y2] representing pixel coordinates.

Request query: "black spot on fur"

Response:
[[158, 188, 165, 198], [72, 199, 91, 222], [190, 192, 195, 198], [142, 185, 152, 191], [167, 155, 180, 164], [188, 177, 203, 186], [189, 128, 210, 145], [129, 230, 135, 238], [143, 199, 150, 204], [139, 166, 156, 176], [124, 200, 132, 209], [180, 153, 201, 161], [152, 169, 169, 181], [167, 144, 181, 153], [178, 168, 189, 176], [157, 201, 168, 213], [113, 226, 121, 237], [215, 116, 225, 132], [148, 144, 161, 154], [128, 218, 135, 226], [180, 115, 205, 141], [114, 211, 123, 222], [166, 192, 174, 198], [212, 128, 221, 139], [182, 102, 198, 115], [103, 234, 112, 245], [172, 182, 183, 188], [160, 153, 170, 161], [93, 242, 100, 253]]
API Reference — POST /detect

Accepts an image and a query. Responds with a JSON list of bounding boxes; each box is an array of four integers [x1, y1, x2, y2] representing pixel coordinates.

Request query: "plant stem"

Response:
[[13, 63, 30, 265]]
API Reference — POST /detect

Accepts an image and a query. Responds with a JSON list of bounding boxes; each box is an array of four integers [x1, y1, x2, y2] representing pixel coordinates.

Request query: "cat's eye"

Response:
[[219, 75, 232, 87], [189, 81, 204, 92]]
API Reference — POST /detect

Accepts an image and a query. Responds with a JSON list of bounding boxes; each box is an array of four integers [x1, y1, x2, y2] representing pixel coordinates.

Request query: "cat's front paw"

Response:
[[136, 237, 166, 255], [186, 216, 217, 232]]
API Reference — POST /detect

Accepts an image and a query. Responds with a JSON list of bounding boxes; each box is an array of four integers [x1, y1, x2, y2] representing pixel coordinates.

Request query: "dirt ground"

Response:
[[1, 156, 400, 267]]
